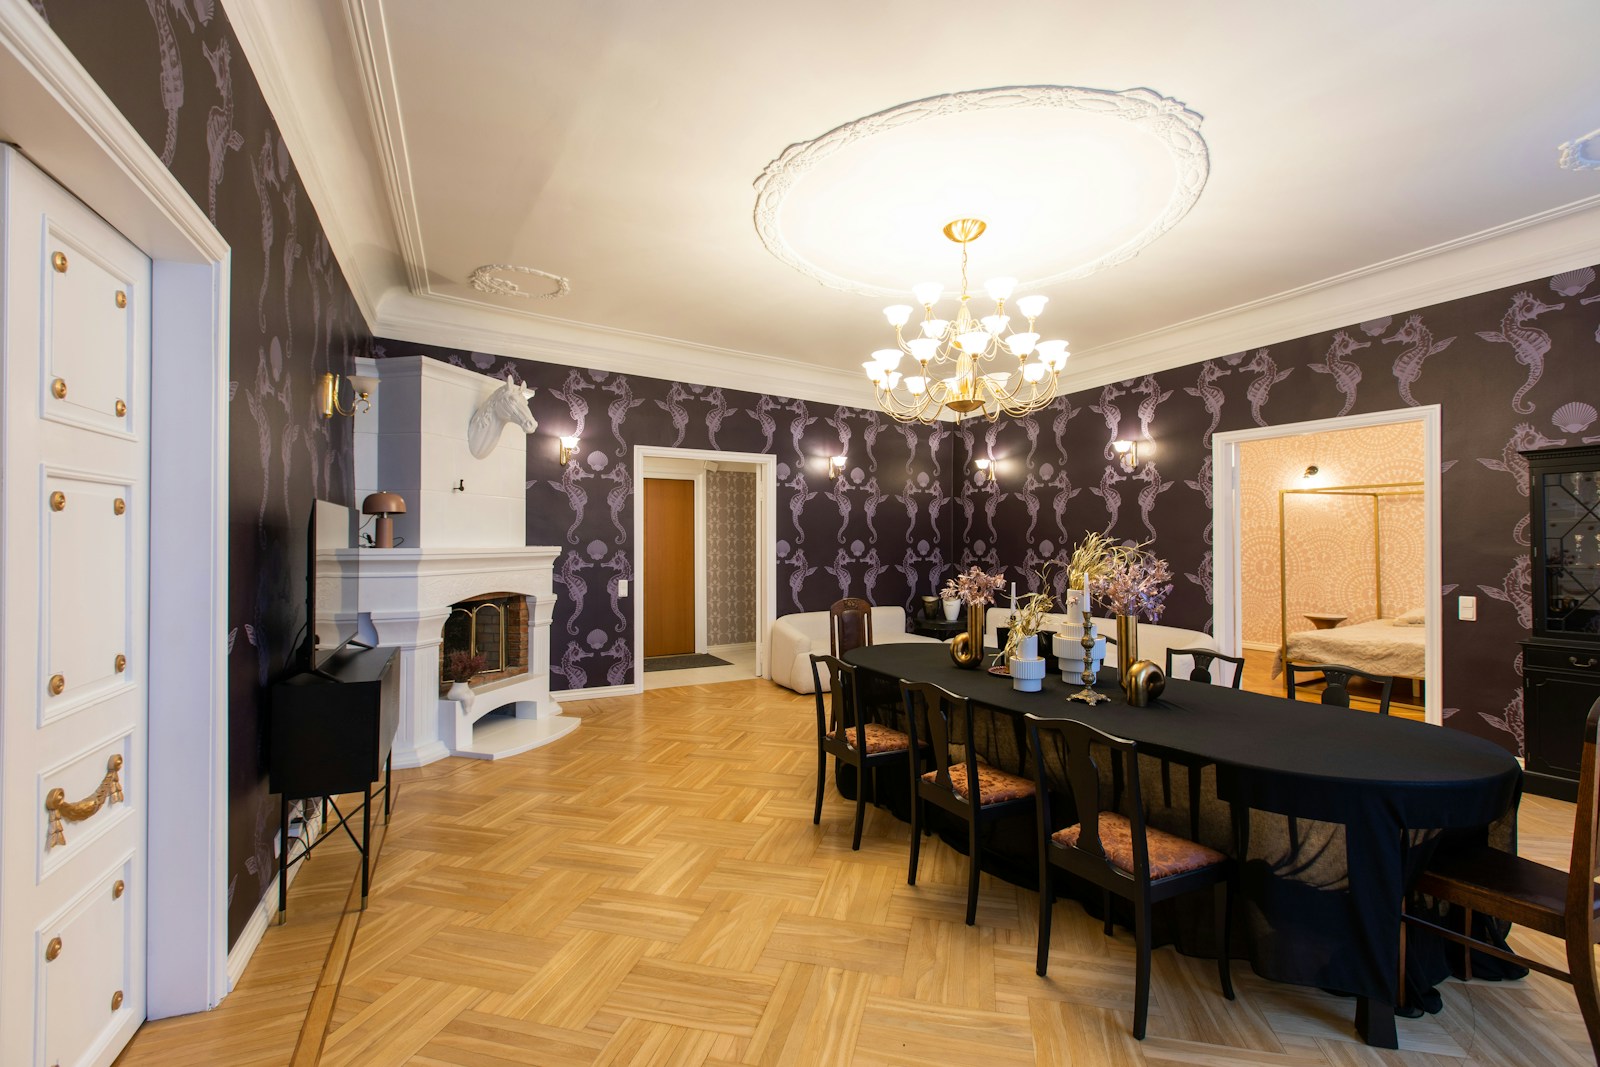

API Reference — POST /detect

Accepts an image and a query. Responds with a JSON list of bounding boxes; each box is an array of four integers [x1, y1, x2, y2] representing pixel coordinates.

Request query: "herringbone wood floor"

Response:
[[118, 678, 1591, 1065]]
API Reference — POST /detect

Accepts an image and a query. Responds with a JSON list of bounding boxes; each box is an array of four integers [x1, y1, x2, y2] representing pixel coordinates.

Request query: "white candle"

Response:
[[1010, 581, 1017, 610]]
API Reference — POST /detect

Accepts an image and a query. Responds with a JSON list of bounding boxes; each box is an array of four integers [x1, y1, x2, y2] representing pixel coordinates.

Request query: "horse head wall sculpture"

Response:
[[467, 380, 538, 459]]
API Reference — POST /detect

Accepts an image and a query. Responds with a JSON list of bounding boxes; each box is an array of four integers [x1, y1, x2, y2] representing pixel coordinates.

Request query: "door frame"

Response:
[[2, 6, 231, 1015], [1212, 404, 1443, 725], [633, 447, 776, 690]]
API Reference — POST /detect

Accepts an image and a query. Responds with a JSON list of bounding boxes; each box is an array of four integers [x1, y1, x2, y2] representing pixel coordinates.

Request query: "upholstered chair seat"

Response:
[[1054, 812, 1228, 881], [926, 763, 1037, 806], [842, 723, 911, 755]]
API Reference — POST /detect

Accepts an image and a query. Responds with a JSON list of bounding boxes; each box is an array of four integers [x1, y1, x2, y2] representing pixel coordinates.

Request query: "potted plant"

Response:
[[445, 650, 485, 710], [943, 565, 1006, 668]]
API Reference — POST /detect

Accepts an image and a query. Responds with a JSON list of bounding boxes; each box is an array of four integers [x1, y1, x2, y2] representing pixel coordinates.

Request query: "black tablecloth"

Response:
[[843, 643, 1522, 1019]]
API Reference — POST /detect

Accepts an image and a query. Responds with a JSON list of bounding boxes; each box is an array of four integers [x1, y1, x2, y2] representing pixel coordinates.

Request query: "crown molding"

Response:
[[1060, 192, 1600, 393], [375, 290, 880, 411]]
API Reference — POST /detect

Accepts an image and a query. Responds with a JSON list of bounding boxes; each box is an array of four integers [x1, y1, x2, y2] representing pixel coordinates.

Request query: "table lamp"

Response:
[[362, 491, 406, 548]]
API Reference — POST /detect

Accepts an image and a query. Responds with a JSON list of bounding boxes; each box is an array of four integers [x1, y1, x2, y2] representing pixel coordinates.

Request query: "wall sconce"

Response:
[[558, 435, 579, 465], [973, 457, 996, 487], [318, 372, 377, 418], [828, 454, 847, 477], [1112, 439, 1138, 472], [1303, 464, 1320, 479]]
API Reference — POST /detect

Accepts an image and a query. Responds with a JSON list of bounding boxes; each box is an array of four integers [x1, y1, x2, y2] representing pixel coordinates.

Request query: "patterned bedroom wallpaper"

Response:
[[35, 2, 373, 947], [706, 470, 756, 645], [960, 268, 1600, 756], [373, 340, 954, 690], [1239, 423, 1426, 647]]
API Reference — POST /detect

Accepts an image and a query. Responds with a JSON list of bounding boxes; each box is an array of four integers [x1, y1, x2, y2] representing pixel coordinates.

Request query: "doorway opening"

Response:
[[634, 448, 777, 691], [1213, 406, 1443, 724]]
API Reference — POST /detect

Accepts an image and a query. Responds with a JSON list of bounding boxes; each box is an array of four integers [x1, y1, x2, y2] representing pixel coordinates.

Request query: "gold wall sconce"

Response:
[[1112, 439, 1138, 472], [828, 454, 847, 477], [318, 372, 377, 418], [558, 435, 579, 465], [1303, 464, 1320, 479], [973, 457, 997, 487]]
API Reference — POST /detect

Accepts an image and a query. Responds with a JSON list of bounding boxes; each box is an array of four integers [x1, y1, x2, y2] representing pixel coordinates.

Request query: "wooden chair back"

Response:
[[1025, 715, 1144, 885], [1571, 698, 1600, 930], [899, 679, 972, 805], [829, 598, 873, 658], [1285, 661, 1394, 715], [1165, 647, 1244, 689], [809, 654, 861, 746]]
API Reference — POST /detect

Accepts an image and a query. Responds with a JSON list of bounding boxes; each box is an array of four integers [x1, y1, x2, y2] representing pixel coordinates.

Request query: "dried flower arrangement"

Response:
[[1089, 547, 1174, 621], [941, 565, 1007, 606], [997, 564, 1059, 664], [446, 649, 486, 684]]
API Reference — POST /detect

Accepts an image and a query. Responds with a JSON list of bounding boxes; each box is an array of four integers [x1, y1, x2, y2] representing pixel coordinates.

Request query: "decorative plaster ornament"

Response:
[[468, 263, 571, 299], [468, 380, 538, 459], [1558, 128, 1600, 171]]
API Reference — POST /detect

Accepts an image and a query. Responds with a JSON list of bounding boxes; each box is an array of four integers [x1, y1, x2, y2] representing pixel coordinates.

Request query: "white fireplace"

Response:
[[354, 355, 577, 765]]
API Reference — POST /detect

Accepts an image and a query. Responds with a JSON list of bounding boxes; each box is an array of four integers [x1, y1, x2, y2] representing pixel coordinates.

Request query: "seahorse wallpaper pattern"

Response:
[[1239, 423, 1426, 646], [706, 470, 756, 645], [957, 269, 1600, 755], [36, 2, 373, 946], [374, 341, 955, 690]]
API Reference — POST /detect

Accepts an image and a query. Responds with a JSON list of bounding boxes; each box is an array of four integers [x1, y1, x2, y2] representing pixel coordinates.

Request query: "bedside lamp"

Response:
[[362, 491, 406, 548]]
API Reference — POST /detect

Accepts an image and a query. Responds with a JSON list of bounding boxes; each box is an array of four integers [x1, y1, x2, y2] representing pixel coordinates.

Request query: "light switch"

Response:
[[1458, 595, 1476, 621], [618, 579, 629, 598]]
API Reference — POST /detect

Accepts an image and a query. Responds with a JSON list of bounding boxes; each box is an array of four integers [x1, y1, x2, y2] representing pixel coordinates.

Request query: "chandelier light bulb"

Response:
[[1034, 339, 1068, 369], [981, 314, 1009, 336], [884, 304, 913, 328], [872, 348, 903, 370], [1015, 294, 1048, 319], [912, 282, 943, 307], [1005, 332, 1039, 357], [956, 330, 990, 353], [921, 318, 949, 339], [863, 360, 887, 384], [984, 276, 1017, 302], [905, 376, 927, 395], [907, 337, 939, 363], [1021, 361, 1049, 383]]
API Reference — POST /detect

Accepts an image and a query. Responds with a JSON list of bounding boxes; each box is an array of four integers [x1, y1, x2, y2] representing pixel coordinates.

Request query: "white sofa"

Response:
[[769, 606, 943, 694], [982, 608, 1219, 674]]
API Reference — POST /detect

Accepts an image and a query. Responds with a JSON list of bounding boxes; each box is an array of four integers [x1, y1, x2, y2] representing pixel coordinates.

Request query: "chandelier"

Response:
[[863, 218, 1068, 423]]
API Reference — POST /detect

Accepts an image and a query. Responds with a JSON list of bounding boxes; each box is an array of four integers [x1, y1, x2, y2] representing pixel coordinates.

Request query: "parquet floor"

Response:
[[118, 677, 1592, 1065]]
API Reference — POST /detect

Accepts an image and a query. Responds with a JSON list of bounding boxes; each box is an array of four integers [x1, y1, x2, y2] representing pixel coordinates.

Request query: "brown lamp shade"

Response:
[[362, 491, 406, 516]]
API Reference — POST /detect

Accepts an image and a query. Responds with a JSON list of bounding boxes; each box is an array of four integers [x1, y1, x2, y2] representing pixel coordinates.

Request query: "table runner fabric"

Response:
[[843, 642, 1521, 1006]]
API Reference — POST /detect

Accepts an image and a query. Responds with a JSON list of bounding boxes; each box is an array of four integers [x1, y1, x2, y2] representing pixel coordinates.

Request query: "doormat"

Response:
[[644, 654, 732, 673]]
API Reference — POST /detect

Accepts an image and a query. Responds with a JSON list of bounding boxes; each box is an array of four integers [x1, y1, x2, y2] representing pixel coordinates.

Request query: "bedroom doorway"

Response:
[[1212, 406, 1443, 725]]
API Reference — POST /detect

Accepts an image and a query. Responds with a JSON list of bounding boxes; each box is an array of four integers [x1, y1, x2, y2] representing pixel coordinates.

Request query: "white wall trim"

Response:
[[554, 682, 639, 702], [1213, 405, 1442, 726], [0, 0, 232, 1016], [634, 447, 777, 687]]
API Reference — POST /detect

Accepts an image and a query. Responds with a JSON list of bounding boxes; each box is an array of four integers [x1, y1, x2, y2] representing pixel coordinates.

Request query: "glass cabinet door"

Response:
[[1539, 467, 1600, 635]]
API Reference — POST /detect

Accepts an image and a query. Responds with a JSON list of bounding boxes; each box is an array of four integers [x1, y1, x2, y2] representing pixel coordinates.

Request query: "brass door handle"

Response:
[[45, 755, 125, 848], [1571, 656, 1598, 670]]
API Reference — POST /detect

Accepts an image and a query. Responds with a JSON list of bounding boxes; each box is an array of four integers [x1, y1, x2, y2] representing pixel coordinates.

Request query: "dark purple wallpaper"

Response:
[[956, 267, 1600, 756], [35, 1, 373, 946], [374, 342, 954, 689]]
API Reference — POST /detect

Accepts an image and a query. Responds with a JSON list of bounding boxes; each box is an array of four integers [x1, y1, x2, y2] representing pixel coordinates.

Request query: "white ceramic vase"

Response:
[[1009, 647, 1048, 693], [446, 679, 475, 715], [942, 597, 960, 621]]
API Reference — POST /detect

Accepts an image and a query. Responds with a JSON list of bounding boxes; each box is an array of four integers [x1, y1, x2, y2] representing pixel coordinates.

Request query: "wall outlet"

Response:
[[1458, 595, 1477, 621], [618, 579, 629, 598]]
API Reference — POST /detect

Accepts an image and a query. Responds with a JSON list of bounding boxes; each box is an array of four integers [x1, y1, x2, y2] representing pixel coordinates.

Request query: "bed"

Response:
[[1272, 617, 1426, 683]]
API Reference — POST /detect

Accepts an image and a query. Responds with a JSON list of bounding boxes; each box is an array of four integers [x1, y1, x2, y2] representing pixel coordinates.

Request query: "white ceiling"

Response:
[[226, 0, 1600, 408]]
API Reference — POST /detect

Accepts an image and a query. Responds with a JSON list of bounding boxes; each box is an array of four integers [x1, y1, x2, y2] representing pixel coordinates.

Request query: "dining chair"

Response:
[[1024, 713, 1234, 1040], [1165, 647, 1245, 689], [901, 679, 1036, 925], [1285, 661, 1394, 716], [1401, 696, 1600, 1063], [829, 597, 873, 658], [810, 654, 912, 850]]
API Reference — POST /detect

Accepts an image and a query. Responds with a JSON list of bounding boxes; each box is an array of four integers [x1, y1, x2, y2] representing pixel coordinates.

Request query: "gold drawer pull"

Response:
[[115, 399, 126, 417], [52, 250, 67, 273], [110, 990, 123, 1011], [51, 377, 67, 399], [115, 290, 127, 309], [45, 754, 125, 849], [114, 653, 126, 673], [1572, 656, 1599, 670], [48, 673, 65, 696], [113, 879, 125, 899], [114, 498, 126, 516], [45, 937, 62, 961], [49, 491, 65, 512]]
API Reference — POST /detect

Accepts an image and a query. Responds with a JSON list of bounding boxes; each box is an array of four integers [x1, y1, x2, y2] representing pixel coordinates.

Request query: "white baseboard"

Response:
[[557, 682, 641, 701], [225, 804, 323, 990]]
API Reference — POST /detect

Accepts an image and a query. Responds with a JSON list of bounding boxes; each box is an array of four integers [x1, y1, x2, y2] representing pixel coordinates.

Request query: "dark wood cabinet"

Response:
[[269, 644, 399, 919], [1520, 445, 1600, 800]]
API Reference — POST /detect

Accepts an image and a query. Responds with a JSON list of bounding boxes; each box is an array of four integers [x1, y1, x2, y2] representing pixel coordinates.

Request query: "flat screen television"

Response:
[[303, 498, 361, 668]]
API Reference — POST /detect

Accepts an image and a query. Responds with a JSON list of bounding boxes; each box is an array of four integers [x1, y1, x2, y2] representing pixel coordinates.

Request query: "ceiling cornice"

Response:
[[375, 290, 882, 412]]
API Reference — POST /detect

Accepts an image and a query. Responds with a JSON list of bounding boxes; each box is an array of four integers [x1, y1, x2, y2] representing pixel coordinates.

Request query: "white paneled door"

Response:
[[1, 147, 151, 1066]]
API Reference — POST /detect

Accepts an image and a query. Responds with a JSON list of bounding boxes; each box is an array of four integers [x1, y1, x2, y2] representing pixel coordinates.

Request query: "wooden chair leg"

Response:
[[1463, 906, 1473, 981], [1188, 764, 1203, 842], [1216, 876, 1234, 1001], [1397, 904, 1407, 1010], [1565, 928, 1600, 1066], [965, 814, 981, 926], [907, 790, 921, 886], [851, 774, 867, 851], [1036, 872, 1053, 977], [1133, 894, 1153, 1040], [813, 746, 826, 826]]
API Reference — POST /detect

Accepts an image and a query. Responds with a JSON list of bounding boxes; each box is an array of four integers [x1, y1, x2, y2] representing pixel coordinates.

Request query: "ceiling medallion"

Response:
[[1558, 128, 1600, 171], [865, 217, 1066, 423], [752, 85, 1208, 297], [467, 264, 571, 299]]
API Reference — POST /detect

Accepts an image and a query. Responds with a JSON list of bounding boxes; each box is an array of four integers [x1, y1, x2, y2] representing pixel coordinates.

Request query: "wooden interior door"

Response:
[[644, 478, 695, 657]]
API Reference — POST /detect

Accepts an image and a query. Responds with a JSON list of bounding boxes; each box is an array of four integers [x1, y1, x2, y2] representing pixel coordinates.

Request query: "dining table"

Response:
[[842, 642, 1522, 1049]]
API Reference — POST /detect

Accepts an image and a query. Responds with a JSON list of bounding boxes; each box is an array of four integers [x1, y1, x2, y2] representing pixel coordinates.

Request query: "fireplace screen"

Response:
[[440, 592, 529, 690]]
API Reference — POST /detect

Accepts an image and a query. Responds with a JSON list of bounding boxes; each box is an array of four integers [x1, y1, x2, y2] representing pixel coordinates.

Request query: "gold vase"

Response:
[[950, 603, 985, 669], [1115, 614, 1138, 698]]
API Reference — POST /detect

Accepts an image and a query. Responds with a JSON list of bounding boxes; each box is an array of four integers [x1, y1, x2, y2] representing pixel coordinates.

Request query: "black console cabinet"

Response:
[[1520, 445, 1600, 800], [269, 645, 399, 919]]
